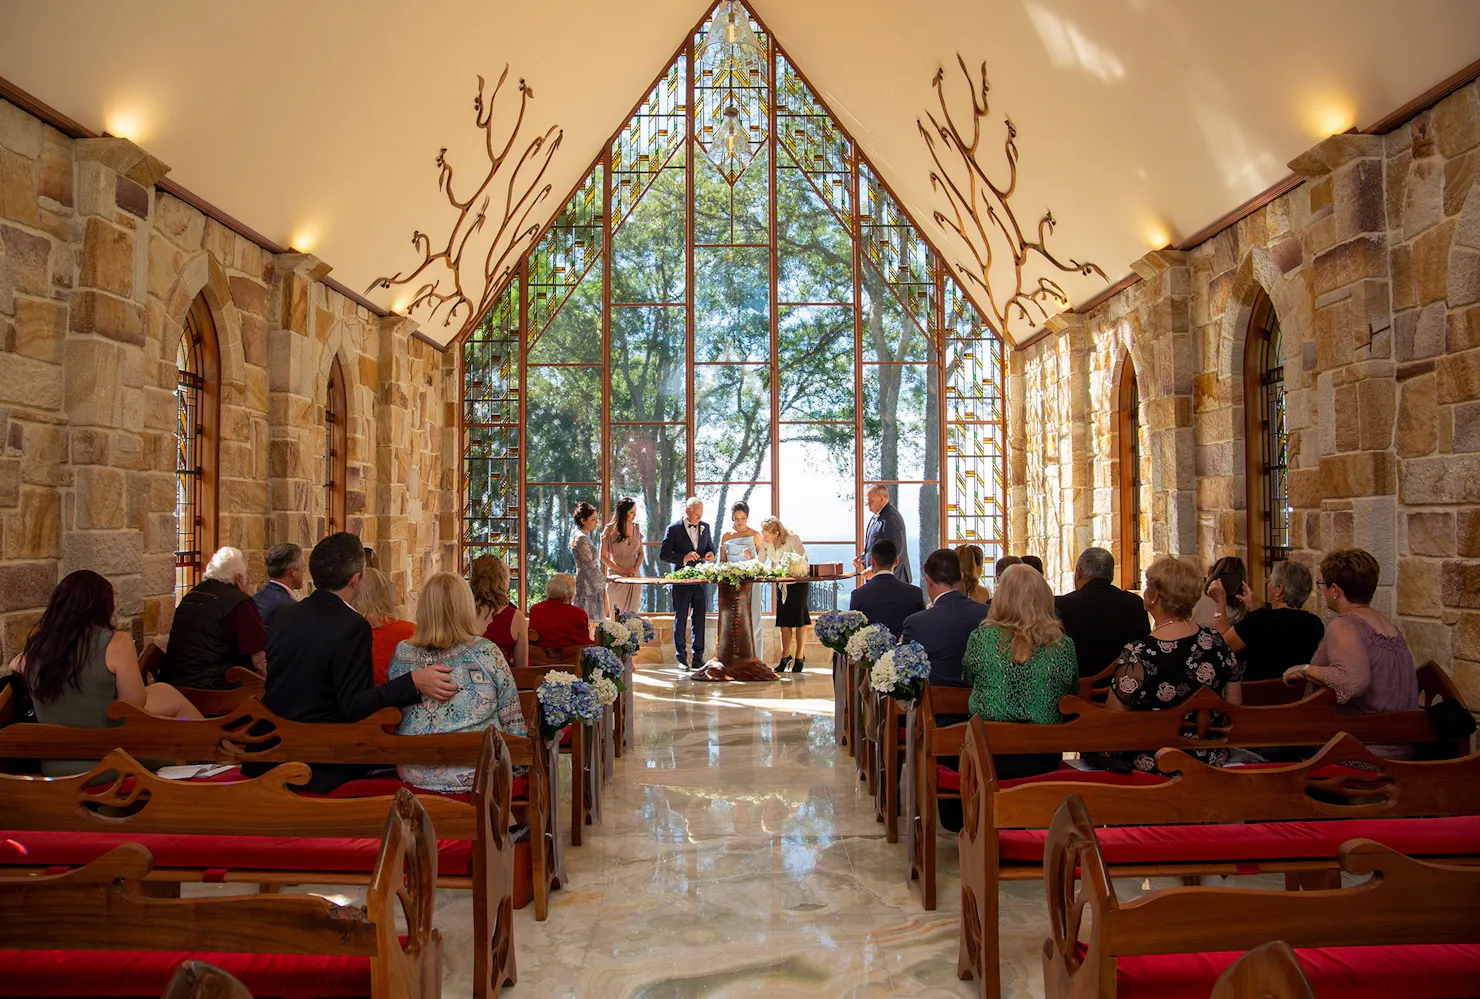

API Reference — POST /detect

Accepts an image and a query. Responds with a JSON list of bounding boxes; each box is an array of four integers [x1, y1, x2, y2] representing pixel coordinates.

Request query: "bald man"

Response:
[[854, 484, 911, 585]]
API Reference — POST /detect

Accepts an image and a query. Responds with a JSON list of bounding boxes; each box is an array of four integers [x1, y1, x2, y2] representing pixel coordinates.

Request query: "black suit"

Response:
[[848, 571, 925, 637], [862, 502, 911, 584], [902, 589, 989, 688], [1054, 578, 1151, 678], [247, 587, 420, 792], [251, 580, 296, 630], [659, 518, 716, 660]]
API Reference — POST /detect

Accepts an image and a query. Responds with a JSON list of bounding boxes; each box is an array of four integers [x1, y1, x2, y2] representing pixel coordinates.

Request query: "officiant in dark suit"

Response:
[[848, 539, 924, 635], [659, 496, 716, 668], [854, 484, 911, 584]]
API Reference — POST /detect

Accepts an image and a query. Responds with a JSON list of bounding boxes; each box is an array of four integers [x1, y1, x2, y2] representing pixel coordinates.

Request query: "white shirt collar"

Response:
[[873, 568, 895, 577], [269, 579, 295, 594]]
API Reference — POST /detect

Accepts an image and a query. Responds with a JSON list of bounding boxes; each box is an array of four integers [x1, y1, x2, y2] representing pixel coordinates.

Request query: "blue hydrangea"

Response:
[[814, 609, 868, 653], [891, 641, 931, 684], [535, 673, 603, 740], [846, 623, 897, 664], [582, 645, 625, 684]]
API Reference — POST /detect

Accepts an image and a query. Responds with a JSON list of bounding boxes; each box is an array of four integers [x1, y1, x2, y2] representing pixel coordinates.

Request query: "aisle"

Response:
[[453, 663, 1043, 998]]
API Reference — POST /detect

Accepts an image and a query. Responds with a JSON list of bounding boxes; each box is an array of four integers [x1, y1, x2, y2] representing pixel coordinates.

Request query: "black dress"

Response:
[[776, 578, 811, 627]]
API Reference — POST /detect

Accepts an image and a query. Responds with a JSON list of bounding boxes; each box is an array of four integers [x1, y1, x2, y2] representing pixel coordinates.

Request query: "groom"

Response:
[[659, 496, 715, 668]]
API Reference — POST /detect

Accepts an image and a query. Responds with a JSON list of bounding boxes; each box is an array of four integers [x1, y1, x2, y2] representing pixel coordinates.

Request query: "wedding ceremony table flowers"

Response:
[[663, 560, 787, 584]]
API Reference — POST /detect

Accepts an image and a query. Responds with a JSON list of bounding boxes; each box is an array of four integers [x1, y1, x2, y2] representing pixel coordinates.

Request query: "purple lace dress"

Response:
[[1309, 612, 1420, 759]]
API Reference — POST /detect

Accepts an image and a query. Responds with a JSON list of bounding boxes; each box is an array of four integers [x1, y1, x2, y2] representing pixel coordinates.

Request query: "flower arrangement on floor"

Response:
[[617, 610, 655, 646], [664, 560, 786, 585], [844, 623, 897, 665], [582, 645, 626, 692], [534, 670, 602, 741], [595, 619, 640, 658], [813, 610, 869, 654], [868, 641, 931, 702]]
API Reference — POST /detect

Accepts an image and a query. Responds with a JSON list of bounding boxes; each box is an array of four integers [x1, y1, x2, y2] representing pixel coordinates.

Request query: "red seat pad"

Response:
[[1112, 943, 1480, 999], [997, 814, 1480, 864], [0, 949, 372, 997], [935, 764, 1167, 793], [0, 831, 473, 877]]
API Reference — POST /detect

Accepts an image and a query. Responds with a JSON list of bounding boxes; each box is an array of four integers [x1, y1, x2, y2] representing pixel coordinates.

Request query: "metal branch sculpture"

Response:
[[367, 67, 563, 339], [919, 56, 1105, 341]]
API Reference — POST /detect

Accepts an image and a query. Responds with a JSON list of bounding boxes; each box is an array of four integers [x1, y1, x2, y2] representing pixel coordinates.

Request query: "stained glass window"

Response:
[[1247, 294, 1289, 587], [1117, 357, 1142, 590], [324, 355, 347, 536], [175, 294, 218, 602], [460, 0, 1006, 608]]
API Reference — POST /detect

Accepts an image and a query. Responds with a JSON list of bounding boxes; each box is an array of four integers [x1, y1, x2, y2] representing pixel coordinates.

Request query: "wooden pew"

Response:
[[0, 728, 518, 999], [955, 722, 1480, 999], [0, 697, 560, 925], [511, 666, 599, 847], [1040, 794, 1480, 999], [0, 789, 443, 999], [908, 662, 1469, 911]]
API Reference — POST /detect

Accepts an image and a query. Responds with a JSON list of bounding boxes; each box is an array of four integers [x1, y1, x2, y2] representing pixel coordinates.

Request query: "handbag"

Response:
[[1425, 697, 1477, 741]]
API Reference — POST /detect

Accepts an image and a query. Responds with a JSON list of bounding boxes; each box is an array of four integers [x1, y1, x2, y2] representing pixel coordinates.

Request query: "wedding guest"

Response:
[[1211, 560, 1323, 681], [529, 573, 592, 650], [570, 501, 606, 621], [659, 497, 715, 669], [471, 553, 528, 671], [354, 567, 414, 685], [903, 549, 990, 689], [159, 546, 267, 690], [956, 545, 988, 603], [993, 554, 1022, 580], [721, 500, 765, 654], [1192, 556, 1247, 629], [855, 484, 911, 584], [962, 565, 1078, 779], [9, 570, 201, 777], [1088, 555, 1243, 773], [252, 533, 456, 791], [849, 539, 925, 636], [388, 572, 527, 792], [1054, 547, 1151, 678], [251, 542, 302, 630], [761, 516, 809, 673], [1285, 549, 1419, 759], [600, 496, 644, 616], [1020, 555, 1045, 576], [362, 546, 378, 570]]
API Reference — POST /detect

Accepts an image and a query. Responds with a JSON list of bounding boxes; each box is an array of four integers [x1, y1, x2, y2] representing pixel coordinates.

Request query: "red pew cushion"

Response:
[[1113, 943, 1480, 999], [0, 831, 474, 877], [997, 814, 1480, 864], [935, 764, 1168, 793], [0, 949, 372, 997]]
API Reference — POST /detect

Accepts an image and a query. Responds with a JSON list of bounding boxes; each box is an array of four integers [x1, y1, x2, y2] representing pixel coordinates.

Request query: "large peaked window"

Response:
[[1244, 291, 1288, 595], [461, 0, 1006, 606], [175, 293, 219, 602]]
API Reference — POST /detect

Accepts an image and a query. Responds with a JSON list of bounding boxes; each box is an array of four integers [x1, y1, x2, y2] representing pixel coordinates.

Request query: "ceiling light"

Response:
[[1144, 223, 1171, 249], [290, 228, 318, 253], [1307, 97, 1356, 138], [104, 110, 144, 143], [392, 295, 411, 314]]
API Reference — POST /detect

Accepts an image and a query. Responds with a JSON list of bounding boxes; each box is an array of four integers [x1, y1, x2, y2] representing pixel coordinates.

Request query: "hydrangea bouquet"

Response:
[[845, 623, 897, 665], [813, 609, 868, 654], [595, 619, 640, 658], [581, 645, 626, 692], [868, 641, 931, 702], [535, 670, 603, 741], [590, 674, 619, 707], [617, 610, 655, 646]]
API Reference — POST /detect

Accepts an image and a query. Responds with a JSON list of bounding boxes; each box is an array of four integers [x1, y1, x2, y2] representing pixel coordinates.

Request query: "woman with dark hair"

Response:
[[600, 496, 644, 615], [570, 500, 605, 620], [470, 553, 528, 670], [1192, 555, 1247, 630], [721, 499, 765, 654], [7, 570, 201, 776]]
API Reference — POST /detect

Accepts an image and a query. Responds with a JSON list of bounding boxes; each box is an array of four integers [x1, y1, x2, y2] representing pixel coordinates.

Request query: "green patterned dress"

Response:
[[961, 624, 1078, 780]]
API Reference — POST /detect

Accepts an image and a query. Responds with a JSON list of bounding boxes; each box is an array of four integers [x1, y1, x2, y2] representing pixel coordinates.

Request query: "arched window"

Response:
[[1117, 356, 1141, 590], [175, 293, 220, 601], [324, 355, 348, 535], [1243, 292, 1288, 595]]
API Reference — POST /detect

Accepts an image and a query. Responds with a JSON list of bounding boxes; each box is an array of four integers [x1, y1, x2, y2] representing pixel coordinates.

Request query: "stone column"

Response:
[[374, 314, 421, 594]]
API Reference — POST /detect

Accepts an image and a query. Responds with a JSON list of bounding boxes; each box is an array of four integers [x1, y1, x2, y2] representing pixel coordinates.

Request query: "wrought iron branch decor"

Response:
[[919, 56, 1105, 342], [368, 68, 562, 338]]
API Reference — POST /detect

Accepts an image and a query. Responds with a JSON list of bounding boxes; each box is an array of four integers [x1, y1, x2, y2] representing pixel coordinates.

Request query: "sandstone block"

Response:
[[1397, 557, 1442, 616], [1412, 219, 1454, 307], [9, 487, 59, 559], [69, 289, 145, 346], [1333, 382, 1359, 452], [1, 224, 51, 296], [80, 217, 134, 297], [1462, 510, 1480, 558], [1385, 148, 1411, 230], [61, 530, 143, 577], [1318, 451, 1395, 498], [1357, 377, 1395, 451], [0, 560, 55, 612], [75, 466, 126, 529], [1, 607, 43, 664], [13, 296, 65, 363], [1455, 401, 1480, 453], [69, 427, 109, 465], [1433, 85, 1480, 159], [1450, 248, 1480, 309], [153, 193, 205, 249], [1333, 157, 1385, 239], [0, 146, 39, 227], [114, 175, 148, 220], [0, 100, 42, 159], [1442, 560, 1480, 610], [1408, 512, 1456, 557], [241, 313, 267, 367], [63, 338, 122, 425], [1390, 244, 1415, 312], [0, 457, 17, 507], [1445, 149, 1477, 218], [229, 275, 269, 316], [1402, 453, 1480, 505], [0, 354, 62, 412], [1402, 157, 1443, 240], [1437, 348, 1480, 404]]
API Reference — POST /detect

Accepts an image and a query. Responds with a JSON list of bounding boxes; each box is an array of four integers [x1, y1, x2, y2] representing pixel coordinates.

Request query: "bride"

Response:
[[719, 500, 764, 656]]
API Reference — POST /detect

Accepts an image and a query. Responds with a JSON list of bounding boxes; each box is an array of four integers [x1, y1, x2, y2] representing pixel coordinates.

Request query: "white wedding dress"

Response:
[[723, 535, 765, 655]]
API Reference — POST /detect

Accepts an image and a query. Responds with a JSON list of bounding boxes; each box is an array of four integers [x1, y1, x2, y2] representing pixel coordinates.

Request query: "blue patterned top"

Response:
[[386, 636, 528, 791]]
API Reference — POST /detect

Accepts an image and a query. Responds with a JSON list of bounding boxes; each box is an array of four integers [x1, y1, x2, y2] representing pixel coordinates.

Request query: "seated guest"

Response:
[[1192, 555, 1247, 630], [251, 532, 457, 792], [528, 573, 591, 649], [1089, 555, 1243, 773], [354, 567, 415, 685], [903, 549, 991, 689], [993, 554, 1021, 581], [388, 572, 527, 792], [956, 544, 989, 603], [159, 546, 267, 690], [8, 570, 200, 777], [471, 553, 529, 670], [1020, 555, 1044, 576], [251, 542, 303, 630], [363, 546, 378, 569], [962, 565, 1078, 779], [1054, 547, 1151, 678], [1286, 548, 1419, 759], [849, 539, 926, 636], [1210, 560, 1324, 681]]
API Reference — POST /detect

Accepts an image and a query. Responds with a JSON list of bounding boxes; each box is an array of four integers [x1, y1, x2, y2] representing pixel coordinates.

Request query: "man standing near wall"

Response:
[[856, 485, 911, 584]]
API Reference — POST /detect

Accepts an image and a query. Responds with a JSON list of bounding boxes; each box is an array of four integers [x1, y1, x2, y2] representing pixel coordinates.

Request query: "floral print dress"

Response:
[[1092, 627, 1243, 772]]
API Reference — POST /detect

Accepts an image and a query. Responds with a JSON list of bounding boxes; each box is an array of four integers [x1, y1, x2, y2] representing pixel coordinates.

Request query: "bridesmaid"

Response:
[[601, 496, 644, 616], [570, 501, 606, 622], [720, 500, 764, 656]]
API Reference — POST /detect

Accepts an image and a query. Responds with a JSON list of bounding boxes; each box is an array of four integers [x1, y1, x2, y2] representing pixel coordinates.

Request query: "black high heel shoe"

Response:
[[791, 656, 805, 673], [777, 656, 793, 674]]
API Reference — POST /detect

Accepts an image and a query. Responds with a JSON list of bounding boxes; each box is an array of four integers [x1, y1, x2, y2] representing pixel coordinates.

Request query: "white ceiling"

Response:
[[3, 0, 1477, 345]]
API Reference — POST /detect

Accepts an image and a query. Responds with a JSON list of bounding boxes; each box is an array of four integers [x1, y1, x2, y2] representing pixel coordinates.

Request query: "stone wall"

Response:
[[0, 96, 458, 664], [1011, 82, 1480, 702]]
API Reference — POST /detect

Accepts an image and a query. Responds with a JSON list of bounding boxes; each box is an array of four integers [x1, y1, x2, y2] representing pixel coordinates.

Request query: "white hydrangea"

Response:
[[591, 674, 619, 706], [846, 624, 888, 661], [544, 670, 580, 685], [598, 620, 632, 644], [869, 653, 899, 694]]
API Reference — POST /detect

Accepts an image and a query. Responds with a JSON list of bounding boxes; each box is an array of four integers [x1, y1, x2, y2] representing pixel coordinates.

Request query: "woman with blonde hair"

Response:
[[961, 564, 1078, 779], [354, 566, 414, 685], [386, 572, 526, 792], [956, 544, 988, 603], [469, 553, 527, 670], [759, 516, 809, 674]]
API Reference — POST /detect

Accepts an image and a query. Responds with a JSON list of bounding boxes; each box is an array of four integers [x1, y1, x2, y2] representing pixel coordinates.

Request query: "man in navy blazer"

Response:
[[251, 542, 303, 631], [855, 485, 912, 584], [658, 497, 716, 668], [848, 539, 924, 636], [902, 548, 989, 689]]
